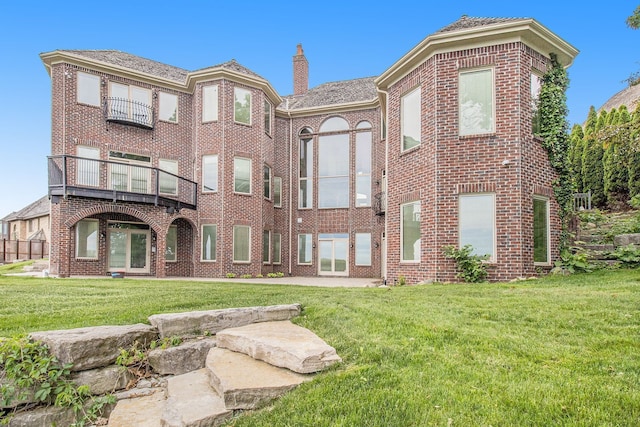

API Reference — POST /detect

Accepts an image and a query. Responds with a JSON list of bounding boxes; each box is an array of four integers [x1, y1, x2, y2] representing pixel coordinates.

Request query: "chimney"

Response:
[[293, 44, 308, 96]]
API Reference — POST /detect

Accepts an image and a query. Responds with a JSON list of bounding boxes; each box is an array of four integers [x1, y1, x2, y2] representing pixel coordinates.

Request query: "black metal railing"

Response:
[[48, 155, 197, 210], [104, 97, 154, 129], [373, 192, 386, 216]]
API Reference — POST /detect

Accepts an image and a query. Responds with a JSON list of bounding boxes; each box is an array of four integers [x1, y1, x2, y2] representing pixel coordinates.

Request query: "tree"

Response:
[[569, 124, 585, 192], [628, 106, 640, 197], [602, 106, 631, 207], [627, 5, 640, 29]]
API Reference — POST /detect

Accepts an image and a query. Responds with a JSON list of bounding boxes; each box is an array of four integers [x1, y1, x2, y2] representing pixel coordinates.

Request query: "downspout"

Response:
[[287, 100, 293, 276], [221, 80, 226, 277], [376, 87, 388, 283]]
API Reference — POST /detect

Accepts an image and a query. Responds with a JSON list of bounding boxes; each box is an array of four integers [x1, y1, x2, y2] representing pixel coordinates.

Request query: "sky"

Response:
[[0, 1, 638, 220]]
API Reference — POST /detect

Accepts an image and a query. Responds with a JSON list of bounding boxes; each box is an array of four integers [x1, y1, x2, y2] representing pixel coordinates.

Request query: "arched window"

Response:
[[299, 128, 313, 209]]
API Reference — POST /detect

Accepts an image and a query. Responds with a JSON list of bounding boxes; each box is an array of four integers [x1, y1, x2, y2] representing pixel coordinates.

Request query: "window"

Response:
[[272, 233, 282, 264], [355, 127, 372, 206], [77, 146, 100, 187], [533, 197, 550, 264], [234, 87, 251, 125], [77, 72, 100, 106], [233, 225, 251, 263], [159, 92, 178, 123], [459, 68, 494, 136], [401, 88, 421, 151], [234, 157, 251, 194], [299, 129, 313, 208], [166, 225, 177, 262], [203, 85, 219, 122], [262, 230, 271, 264], [319, 118, 349, 208], [264, 100, 272, 134], [108, 82, 152, 126], [76, 219, 98, 259], [531, 73, 543, 135], [273, 177, 282, 207], [401, 201, 421, 262], [298, 234, 312, 264], [263, 165, 271, 199], [108, 151, 151, 193], [202, 155, 218, 192], [159, 159, 178, 195], [355, 233, 371, 266], [459, 194, 495, 260], [201, 224, 217, 261]]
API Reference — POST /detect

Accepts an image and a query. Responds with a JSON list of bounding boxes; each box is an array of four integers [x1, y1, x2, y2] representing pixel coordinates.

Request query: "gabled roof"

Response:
[[2, 196, 49, 222], [192, 59, 265, 81], [280, 77, 378, 113], [435, 16, 523, 33]]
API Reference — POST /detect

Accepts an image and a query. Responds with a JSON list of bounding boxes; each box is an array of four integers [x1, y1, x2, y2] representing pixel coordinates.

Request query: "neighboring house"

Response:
[[0, 195, 51, 242], [40, 16, 578, 282]]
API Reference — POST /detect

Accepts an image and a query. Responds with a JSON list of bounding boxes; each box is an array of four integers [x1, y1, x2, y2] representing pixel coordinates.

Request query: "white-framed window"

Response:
[[459, 68, 494, 136], [533, 196, 550, 265], [401, 201, 421, 262], [201, 224, 217, 262], [264, 99, 272, 135], [159, 92, 178, 123], [234, 157, 252, 194], [234, 87, 251, 125], [319, 117, 349, 208], [355, 233, 372, 266], [76, 219, 99, 259], [262, 230, 271, 264], [299, 128, 313, 209], [159, 159, 178, 195], [298, 234, 312, 265], [108, 151, 151, 193], [108, 82, 152, 125], [77, 145, 100, 187], [531, 72, 543, 135], [203, 85, 219, 122], [166, 225, 177, 262], [355, 126, 372, 207], [202, 155, 218, 193], [459, 193, 496, 260], [401, 87, 421, 151], [273, 177, 282, 208], [233, 225, 251, 263], [77, 72, 100, 106], [263, 164, 271, 199], [272, 233, 282, 264]]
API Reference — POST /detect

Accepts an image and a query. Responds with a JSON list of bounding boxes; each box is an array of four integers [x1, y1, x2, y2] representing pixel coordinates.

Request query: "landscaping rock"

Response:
[[148, 337, 217, 375], [108, 389, 166, 427], [613, 233, 640, 247], [7, 405, 77, 427], [72, 365, 133, 395]]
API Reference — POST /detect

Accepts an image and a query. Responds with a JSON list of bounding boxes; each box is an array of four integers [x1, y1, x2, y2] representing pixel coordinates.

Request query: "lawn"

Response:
[[0, 270, 639, 426]]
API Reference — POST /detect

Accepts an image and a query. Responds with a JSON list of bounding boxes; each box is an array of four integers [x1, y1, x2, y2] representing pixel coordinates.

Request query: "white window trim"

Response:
[[264, 100, 272, 135], [355, 232, 372, 266], [400, 201, 421, 263], [262, 230, 271, 264], [77, 72, 100, 107], [202, 154, 218, 193], [458, 193, 497, 262], [166, 225, 177, 263], [234, 87, 252, 125], [201, 224, 217, 262], [158, 92, 178, 123], [76, 219, 99, 260], [458, 67, 496, 137], [159, 159, 178, 196], [272, 233, 282, 265], [401, 87, 421, 152], [533, 195, 551, 266], [202, 85, 219, 123], [298, 233, 313, 265], [234, 157, 252, 195], [233, 225, 251, 263], [274, 177, 283, 208], [264, 164, 272, 200]]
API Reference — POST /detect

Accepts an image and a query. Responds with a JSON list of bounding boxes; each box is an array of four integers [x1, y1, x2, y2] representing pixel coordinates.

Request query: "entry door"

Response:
[[318, 233, 348, 276], [108, 228, 150, 273]]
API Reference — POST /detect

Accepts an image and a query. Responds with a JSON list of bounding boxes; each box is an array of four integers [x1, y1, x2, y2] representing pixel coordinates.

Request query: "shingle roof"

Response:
[[435, 16, 526, 33], [281, 77, 378, 110], [5, 196, 50, 221], [192, 59, 265, 80], [599, 83, 640, 114]]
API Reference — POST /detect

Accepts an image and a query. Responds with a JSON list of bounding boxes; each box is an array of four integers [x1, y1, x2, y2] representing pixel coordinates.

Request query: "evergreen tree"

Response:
[[628, 106, 640, 197], [603, 106, 630, 207], [582, 109, 606, 207], [569, 124, 585, 192]]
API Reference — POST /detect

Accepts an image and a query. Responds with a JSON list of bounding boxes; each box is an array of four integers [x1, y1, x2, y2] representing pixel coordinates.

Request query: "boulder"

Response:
[[148, 338, 217, 375], [71, 365, 132, 395]]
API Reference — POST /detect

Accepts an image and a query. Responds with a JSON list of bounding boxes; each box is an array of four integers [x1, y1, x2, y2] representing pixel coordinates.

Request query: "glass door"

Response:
[[318, 233, 348, 276], [108, 223, 150, 273]]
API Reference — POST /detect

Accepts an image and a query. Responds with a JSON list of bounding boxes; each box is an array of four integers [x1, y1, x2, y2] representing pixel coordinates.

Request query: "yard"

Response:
[[0, 270, 638, 426]]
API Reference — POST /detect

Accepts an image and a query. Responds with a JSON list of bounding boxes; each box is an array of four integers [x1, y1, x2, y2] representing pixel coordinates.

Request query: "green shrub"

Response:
[[442, 245, 489, 283]]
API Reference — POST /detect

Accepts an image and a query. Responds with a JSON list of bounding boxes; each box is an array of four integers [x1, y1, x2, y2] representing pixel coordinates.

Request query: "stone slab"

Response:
[[107, 389, 166, 427], [72, 364, 132, 395], [148, 337, 217, 375]]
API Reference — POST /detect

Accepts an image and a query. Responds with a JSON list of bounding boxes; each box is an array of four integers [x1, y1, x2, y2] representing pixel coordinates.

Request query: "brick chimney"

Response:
[[293, 44, 308, 95]]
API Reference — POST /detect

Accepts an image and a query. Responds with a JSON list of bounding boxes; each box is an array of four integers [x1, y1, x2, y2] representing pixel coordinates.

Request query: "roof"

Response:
[[435, 16, 524, 33], [2, 196, 50, 222], [192, 59, 265, 81], [281, 77, 378, 111], [599, 83, 640, 113]]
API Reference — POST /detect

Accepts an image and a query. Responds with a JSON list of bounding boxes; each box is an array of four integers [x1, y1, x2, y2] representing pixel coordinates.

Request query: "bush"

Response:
[[442, 245, 489, 283]]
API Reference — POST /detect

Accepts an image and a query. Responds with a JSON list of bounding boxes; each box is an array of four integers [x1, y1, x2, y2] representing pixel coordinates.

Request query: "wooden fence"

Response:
[[0, 239, 49, 264]]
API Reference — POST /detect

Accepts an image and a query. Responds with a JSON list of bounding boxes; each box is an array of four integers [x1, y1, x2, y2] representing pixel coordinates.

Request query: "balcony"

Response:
[[48, 155, 197, 211], [104, 97, 154, 129], [373, 192, 386, 216]]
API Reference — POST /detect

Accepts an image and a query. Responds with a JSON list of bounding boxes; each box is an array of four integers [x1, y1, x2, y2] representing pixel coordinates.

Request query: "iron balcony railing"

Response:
[[373, 192, 386, 216], [48, 155, 197, 211], [104, 97, 154, 129]]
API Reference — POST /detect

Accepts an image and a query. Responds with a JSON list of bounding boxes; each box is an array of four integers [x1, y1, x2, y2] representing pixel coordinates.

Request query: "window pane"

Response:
[[401, 202, 421, 262], [159, 92, 178, 122], [234, 157, 251, 194], [203, 85, 218, 122], [319, 133, 349, 208], [320, 117, 349, 132], [77, 72, 100, 106], [76, 220, 98, 258], [264, 100, 271, 134], [77, 146, 100, 187], [274, 177, 282, 207], [159, 159, 178, 195], [298, 234, 312, 264], [460, 69, 494, 135], [272, 233, 281, 264], [402, 88, 421, 150], [318, 177, 349, 208], [356, 131, 372, 206], [299, 136, 313, 208], [233, 226, 250, 262], [166, 225, 177, 261], [234, 87, 251, 125], [460, 194, 495, 258], [202, 224, 217, 261], [533, 198, 549, 263], [355, 233, 371, 266], [203, 155, 218, 192], [262, 230, 270, 263], [299, 179, 312, 209], [263, 165, 271, 199]]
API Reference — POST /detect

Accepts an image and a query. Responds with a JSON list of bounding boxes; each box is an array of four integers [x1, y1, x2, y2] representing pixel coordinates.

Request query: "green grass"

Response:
[[1, 270, 639, 426], [0, 260, 36, 274]]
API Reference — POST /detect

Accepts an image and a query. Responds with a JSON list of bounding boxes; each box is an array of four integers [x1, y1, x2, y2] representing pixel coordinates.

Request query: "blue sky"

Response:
[[0, 1, 638, 220]]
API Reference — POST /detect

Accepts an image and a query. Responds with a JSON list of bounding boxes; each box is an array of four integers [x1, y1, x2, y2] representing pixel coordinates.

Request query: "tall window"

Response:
[[298, 234, 312, 264], [203, 85, 219, 122], [109, 82, 152, 125], [273, 177, 282, 208], [166, 225, 177, 262], [264, 100, 272, 135], [355, 122, 372, 207], [531, 73, 543, 135], [263, 165, 271, 199], [234, 87, 251, 125], [202, 155, 218, 192], [401, 201, 421, 262], [299, 128, 313, 209], [201, 224, 217, 261], [262, 230, 271, 264], [234, 157, 252, 194], [459, 194, 495, 260], [233, 225, 251, 263], [355, 233, 372, 266], [533, 197, 550, 264], [159, 159, 178, 195], [401, 88, 421, 151], [76, 219, 98, 259], [108, 151, 151, 193], [77, 146, 100, 187], [272, 233, 282, 264], [77, 72, 100, 106], [459, 68, 494, 136], [319, 117, 349, 208], [159, 92, 178, 123]]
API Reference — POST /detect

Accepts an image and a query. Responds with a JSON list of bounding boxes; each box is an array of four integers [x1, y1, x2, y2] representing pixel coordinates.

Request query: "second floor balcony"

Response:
[[48, 155, 197, 211], [104, 97, 154, 129]]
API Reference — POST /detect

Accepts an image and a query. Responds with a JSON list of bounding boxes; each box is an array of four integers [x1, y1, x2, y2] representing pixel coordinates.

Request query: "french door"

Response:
[[318, 233, 348, 276], [108, 223, 150, 273]]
